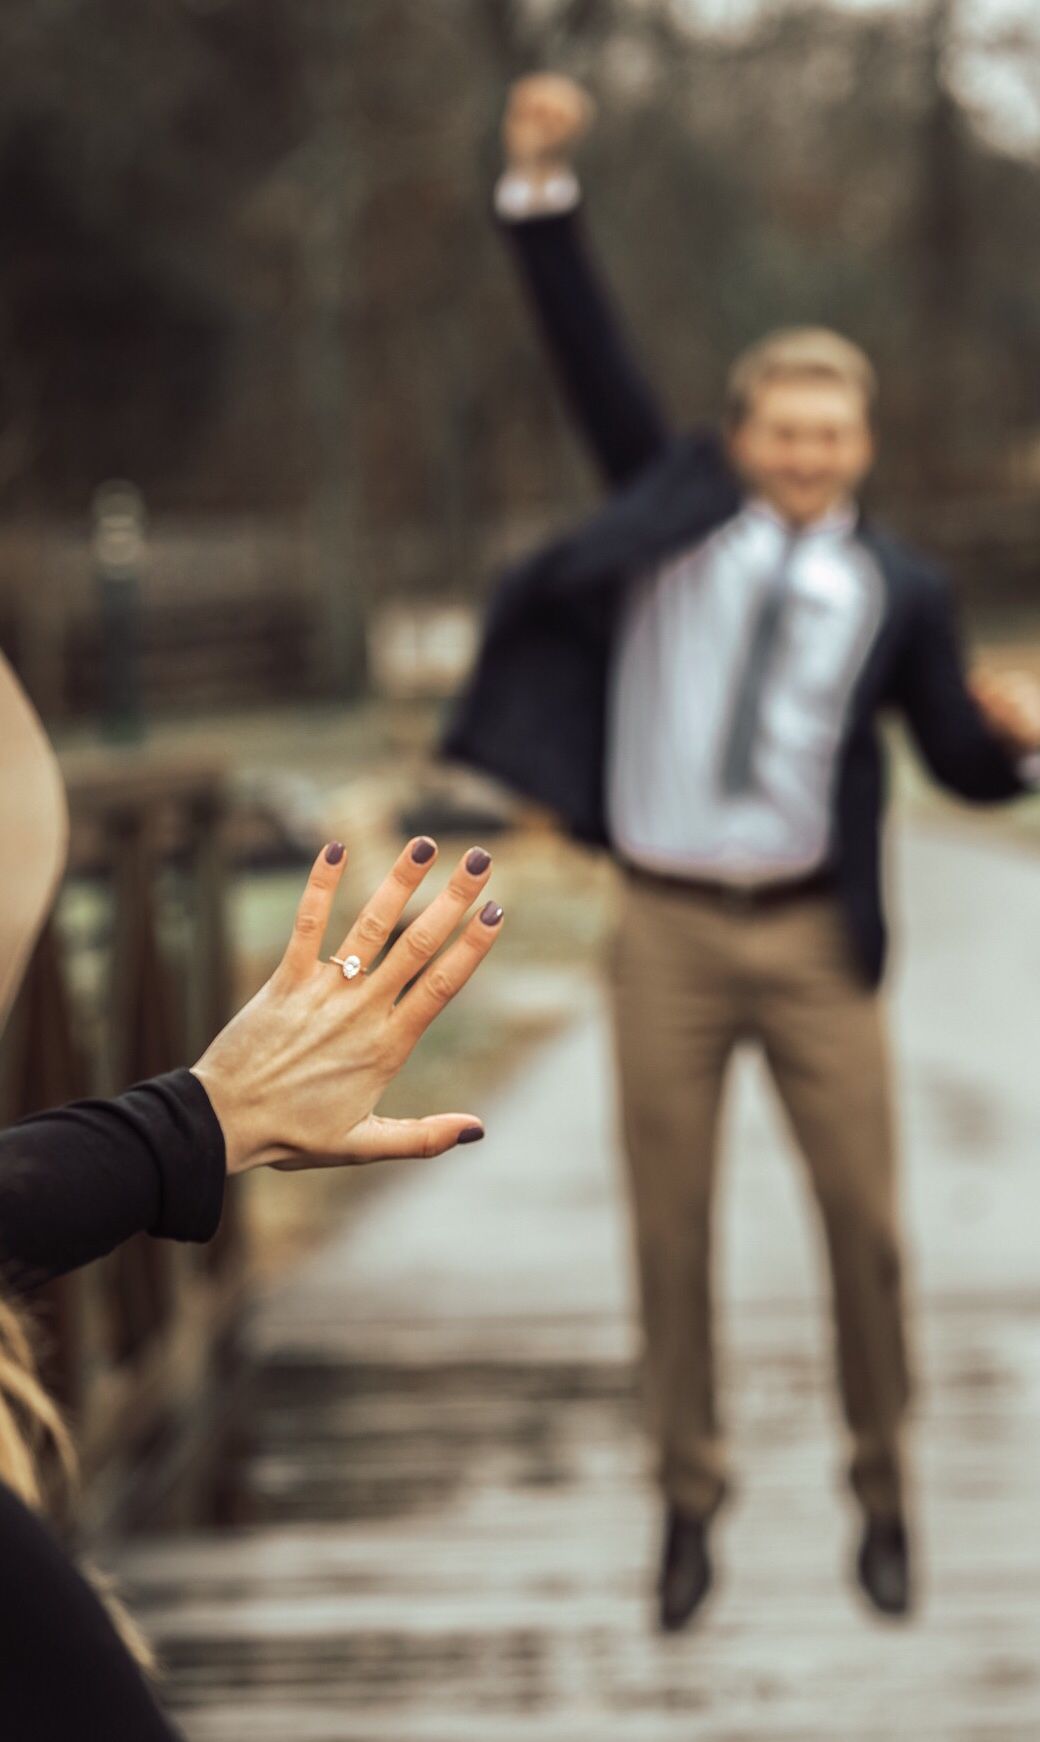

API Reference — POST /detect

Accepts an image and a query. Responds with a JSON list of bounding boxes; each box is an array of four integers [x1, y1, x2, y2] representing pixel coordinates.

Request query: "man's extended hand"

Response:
[[502, 74, 595, 178], [969, 666, 1040, 754]]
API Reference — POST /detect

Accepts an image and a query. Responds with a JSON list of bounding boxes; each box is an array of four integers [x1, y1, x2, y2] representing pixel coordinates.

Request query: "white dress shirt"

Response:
[[607, 501, 885, 884]]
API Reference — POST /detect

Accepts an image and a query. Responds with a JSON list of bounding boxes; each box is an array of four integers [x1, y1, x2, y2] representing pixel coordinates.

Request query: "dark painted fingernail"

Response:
[[411, 837, 436, 864], [466, 847, 492, 875], [325, 841, 345, 864], [480, 901, 504, 927], [458, 1126, 485, 1145]]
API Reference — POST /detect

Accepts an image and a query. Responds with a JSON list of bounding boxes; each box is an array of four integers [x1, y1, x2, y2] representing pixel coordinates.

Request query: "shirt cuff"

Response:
[[494, 168, 581, 222], [1016, 750, 1040, 789], [130, 1068, 227, 1244]]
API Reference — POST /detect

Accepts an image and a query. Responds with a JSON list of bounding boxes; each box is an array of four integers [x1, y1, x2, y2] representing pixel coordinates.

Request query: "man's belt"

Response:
[[622, 861, 837, 910]]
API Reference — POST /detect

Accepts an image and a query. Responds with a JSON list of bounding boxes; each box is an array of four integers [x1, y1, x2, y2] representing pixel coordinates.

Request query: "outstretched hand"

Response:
[[502, 73, 595, 175], [191, 839, 503, 1175]]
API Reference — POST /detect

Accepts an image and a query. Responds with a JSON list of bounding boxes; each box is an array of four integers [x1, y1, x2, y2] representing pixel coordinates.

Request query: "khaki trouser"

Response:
[[610, 870, 912, 1522]]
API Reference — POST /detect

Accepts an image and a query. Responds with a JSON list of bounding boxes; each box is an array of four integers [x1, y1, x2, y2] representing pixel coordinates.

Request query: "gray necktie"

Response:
[[719, 531, 800, 796]]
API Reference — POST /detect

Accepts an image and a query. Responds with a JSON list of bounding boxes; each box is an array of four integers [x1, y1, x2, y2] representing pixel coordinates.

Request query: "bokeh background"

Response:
[[1, 2, 1039, 1736], [3, 0, 1040, 708]]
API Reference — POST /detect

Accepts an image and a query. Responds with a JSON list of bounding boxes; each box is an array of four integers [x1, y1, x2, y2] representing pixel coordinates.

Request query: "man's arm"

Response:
[[895, 575, 1040, 801], [497, 75, 671, 489]]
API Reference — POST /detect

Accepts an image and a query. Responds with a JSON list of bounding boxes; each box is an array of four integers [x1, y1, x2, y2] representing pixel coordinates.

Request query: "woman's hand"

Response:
[[191, 838, 503, 1175]]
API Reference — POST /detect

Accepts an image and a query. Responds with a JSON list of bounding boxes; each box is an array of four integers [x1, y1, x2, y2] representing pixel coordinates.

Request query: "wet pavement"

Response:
[[115, 820, 1040, 1740]]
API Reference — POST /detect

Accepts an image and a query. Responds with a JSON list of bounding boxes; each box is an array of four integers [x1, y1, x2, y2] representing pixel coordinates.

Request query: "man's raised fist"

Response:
[[502, 75, 595, 173]]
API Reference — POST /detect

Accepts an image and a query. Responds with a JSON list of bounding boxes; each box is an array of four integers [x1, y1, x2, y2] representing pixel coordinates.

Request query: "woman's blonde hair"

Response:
[[0, 1294, 75, 1506], [0, 1292, 155, 1671]]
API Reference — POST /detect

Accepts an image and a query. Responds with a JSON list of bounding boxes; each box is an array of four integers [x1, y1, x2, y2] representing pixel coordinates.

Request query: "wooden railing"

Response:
[[0, 746, 245, 1529]]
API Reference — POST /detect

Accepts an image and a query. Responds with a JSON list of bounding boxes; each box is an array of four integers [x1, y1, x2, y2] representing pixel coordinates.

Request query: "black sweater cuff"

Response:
[[0, 1068, 227, 1294], [131, 1068, 227, 1242]]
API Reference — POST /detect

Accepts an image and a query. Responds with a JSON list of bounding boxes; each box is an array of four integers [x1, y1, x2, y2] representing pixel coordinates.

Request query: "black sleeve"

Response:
[[503, 208, 671, 488], [0, 1480, 183, 1739], [895, 574, 1025, 803], [0, 1069, 226, 1295]]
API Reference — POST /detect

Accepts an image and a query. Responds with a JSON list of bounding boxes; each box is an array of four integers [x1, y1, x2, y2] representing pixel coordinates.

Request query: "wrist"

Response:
[[189, 1061, 279, 1176]]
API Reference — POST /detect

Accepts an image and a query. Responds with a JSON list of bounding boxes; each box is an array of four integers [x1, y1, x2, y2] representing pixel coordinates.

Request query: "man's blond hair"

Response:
[[725, 326, 877, 425]]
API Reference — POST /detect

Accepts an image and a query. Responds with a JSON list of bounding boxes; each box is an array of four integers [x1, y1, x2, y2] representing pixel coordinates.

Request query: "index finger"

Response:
[[278, 842, 348, 982]]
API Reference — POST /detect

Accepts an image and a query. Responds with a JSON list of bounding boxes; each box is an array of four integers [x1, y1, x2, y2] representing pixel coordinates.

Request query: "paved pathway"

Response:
[[117, 822, 1040, 1741]]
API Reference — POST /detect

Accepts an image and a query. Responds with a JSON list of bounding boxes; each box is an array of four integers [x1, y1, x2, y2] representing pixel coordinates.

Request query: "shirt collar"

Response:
[[745, 497, 858, 543]]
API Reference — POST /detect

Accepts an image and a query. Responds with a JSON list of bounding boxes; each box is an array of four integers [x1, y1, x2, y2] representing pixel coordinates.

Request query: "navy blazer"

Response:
[[444, 209, 1024, 985]]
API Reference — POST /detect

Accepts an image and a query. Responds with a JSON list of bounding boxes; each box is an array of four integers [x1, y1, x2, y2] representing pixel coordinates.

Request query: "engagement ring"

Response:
[[329, 954, 365, 981]]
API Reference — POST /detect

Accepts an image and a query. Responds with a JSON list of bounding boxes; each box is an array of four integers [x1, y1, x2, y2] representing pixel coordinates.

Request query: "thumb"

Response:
[[346, 1112, 486, 1164]]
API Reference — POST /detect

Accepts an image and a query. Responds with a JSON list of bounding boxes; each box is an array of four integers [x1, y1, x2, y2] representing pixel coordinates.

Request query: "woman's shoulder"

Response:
[[0, 1478, 179, 1736]]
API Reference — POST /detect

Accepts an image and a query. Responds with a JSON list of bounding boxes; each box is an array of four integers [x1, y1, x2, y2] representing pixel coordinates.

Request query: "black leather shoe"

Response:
[[856, 1514, 912, 1617], [658, 1506, 713, 1632]]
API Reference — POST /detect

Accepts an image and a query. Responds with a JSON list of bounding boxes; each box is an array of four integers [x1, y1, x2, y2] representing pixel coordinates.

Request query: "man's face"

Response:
[[726, 377, 875, 527]]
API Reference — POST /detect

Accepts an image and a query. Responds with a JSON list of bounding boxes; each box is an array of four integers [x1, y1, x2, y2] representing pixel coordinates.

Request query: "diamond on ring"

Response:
[[330, 954, 364, 980]]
